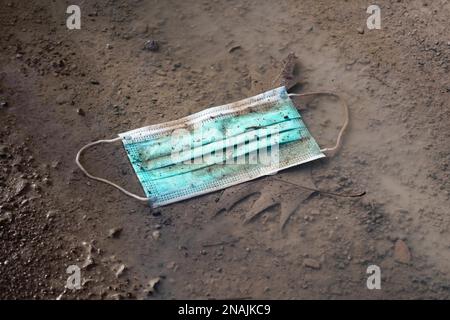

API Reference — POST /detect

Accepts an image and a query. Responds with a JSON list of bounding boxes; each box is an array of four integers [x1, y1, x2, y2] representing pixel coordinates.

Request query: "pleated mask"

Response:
[[76, 86, 348, 208]]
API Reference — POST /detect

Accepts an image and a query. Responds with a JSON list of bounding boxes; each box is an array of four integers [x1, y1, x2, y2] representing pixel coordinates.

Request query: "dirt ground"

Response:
[[1, 0, 449, 299]]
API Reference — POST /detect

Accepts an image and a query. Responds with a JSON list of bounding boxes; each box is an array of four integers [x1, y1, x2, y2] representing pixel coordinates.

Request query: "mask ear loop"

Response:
[[75, 137, 150, 202], [287, 92, 349, 154]]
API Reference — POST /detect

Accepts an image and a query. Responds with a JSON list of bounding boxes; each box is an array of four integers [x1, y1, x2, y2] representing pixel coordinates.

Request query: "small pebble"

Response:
[[115, 264, 127, 278], [0, 145, 8, 157], [394, 239, 411, 264], [152, 230, 161, 240], [144, 40, 159, 52], [303, 258, 321, 270], [108, 227, 123, 239]]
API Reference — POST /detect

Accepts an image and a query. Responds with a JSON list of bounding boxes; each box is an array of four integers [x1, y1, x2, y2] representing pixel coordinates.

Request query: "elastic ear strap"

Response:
[[288, 91, 349, 154], [75, 137, 150, 202]]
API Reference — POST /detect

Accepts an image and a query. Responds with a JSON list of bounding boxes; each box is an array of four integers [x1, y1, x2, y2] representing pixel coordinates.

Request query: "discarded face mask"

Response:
[[76, 86, 348, 208]]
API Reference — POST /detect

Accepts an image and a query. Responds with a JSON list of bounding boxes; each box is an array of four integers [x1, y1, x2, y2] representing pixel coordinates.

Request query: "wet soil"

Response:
[[0, 0, 449, 299]]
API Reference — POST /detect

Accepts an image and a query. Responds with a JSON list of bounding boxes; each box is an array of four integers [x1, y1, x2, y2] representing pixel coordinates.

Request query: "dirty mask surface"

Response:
[[76, 86, 344, 208]]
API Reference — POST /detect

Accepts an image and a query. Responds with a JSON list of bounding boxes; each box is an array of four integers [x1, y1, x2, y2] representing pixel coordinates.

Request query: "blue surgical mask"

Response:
[[76, 87, 347, 207]]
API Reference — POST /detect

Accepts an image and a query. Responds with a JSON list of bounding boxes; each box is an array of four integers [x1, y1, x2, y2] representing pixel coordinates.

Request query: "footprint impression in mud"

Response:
[[214, 55, 319, 230], [214, 171, 316, 231]]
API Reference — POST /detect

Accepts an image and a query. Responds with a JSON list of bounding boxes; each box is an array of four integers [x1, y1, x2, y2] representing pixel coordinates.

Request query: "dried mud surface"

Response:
[[0, 0, 449, 299]]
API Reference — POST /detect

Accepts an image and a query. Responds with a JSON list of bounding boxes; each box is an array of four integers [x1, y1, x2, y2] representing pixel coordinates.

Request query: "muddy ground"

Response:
[[0, 0, 449, 299]]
